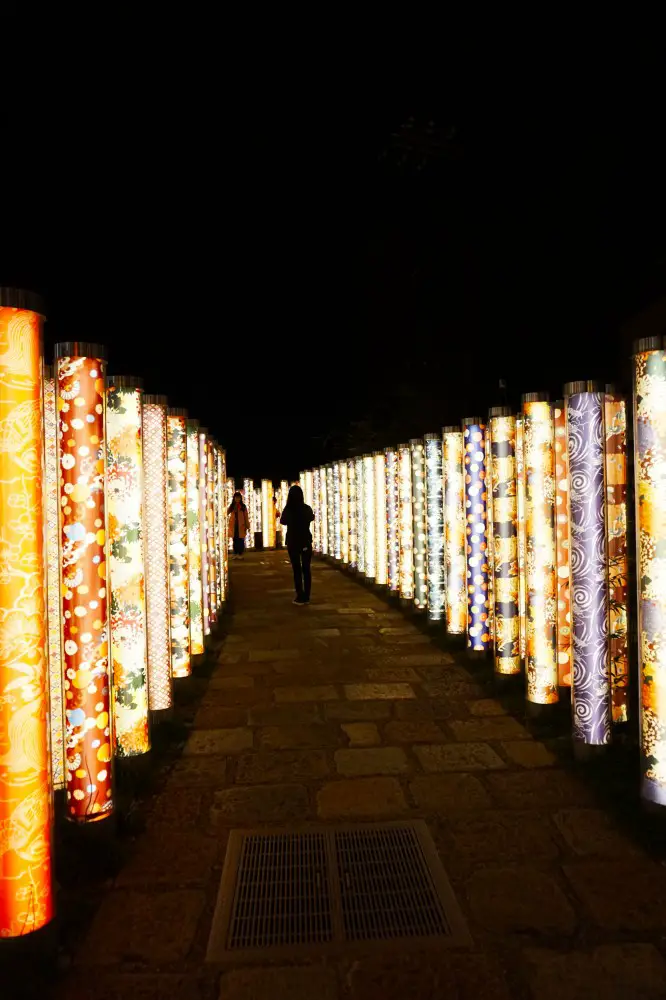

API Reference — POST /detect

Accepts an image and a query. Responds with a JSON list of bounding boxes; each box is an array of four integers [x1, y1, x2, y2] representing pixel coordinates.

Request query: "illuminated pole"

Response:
[[397, 444, 414, 600], [143, 396, 173, 715], [0, 294, 53, 934], [410, 440, 427, 610], [304, 469, 313, 511], [331, 464, 341, 560], [444, 428, 467, 635], [207, 439, 218, 618], [55, 341, 113, 822], [320, 467, 329, 557], [253, 488, 262, 547], [312, 468, 321, 552], [484, 424, 495, 644], [424, 434, 444, 621], [516, 416, 527, 659], [522, 394, 558, 706], [211, 443, 222, 610], [199, 432, 210, 635], [488, 408, 520, 675], [374, 452, 388, 585], [385, 447, 399, 593], [43, 365, 64, 789], [261, 479, 275, 548], [106, 376, 150, 757], [565, 381, 610, 748], [185, 418, 204, 655], [326, 466, 335, 558], [347, 459, 357, 569], [553, 401, 572, 687], [242, 477, 254, 549], [219, 451, 229, 598], [339, 462, 349, 565], [605, 385, 629, 724], [363, 454, 376, 579], [167, 409, 191, 677], [355, 458, 365, 574], [463, 418, 490, 653]]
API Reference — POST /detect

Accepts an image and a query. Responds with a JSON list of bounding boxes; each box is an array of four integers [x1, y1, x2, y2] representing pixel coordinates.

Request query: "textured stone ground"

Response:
[[57, 552, 666, 999]]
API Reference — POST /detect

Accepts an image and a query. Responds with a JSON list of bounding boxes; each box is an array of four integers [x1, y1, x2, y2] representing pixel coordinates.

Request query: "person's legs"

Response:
[[288, 547, 303, 600], [238, 536, 245, 558], [302, 547, 312, 602], [233, 536, 243, 556]]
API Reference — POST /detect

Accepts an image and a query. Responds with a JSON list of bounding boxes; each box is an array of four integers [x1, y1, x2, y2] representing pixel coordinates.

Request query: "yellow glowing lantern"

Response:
[[167, 409, 191, 676], [605, 385, 629, 724], [332, 464, 341, 559], [339, 461, 349, 565], [516, 415, 527, 659], [320, 467, 329, 556], [312, 468, 322, 552], [385, 447, 399, 592], [374, 451, 388, 586], [348, 459, 358, 569], [487, 408, 520, 674], [443, 427, 466, 635], [43, 366, 64, 789], [199, 431, 210, 635], [262, 479, 276, 548], [398, 444, 414, 600], [207, 438, 218, 619], [362, 455, 376, 579], [411, 439, 427, 610], [424, 434, 444, 621], [185, 418, 204, 655]]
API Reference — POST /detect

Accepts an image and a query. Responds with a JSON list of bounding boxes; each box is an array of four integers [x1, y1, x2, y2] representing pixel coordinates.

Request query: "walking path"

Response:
[[59, 551, 666, 999]]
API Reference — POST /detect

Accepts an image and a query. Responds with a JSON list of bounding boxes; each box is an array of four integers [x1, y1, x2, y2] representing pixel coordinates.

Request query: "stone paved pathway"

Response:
[[59, 552, 666, 999]]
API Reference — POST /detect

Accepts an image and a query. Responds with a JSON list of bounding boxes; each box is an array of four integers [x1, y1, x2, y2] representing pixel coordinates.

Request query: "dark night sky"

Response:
[[2, 22, 665, 482]]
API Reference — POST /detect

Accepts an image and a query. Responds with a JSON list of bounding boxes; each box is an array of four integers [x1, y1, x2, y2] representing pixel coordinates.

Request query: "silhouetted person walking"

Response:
[[228, 491, 251, 558], [280, 484, 314, 605]]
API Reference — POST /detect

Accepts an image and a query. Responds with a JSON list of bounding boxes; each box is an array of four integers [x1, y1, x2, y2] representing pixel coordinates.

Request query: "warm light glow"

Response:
[[56, 344, 113, 822], [262, 479, 276, 548], [443, 429, 466, 635], [44, 370, 64, 789], [143, 399, 173, 712], [106, 380, 150, 756], [339, 463, 349, 564], [312, 468, 322, 552], [211, 444, 222, 610], [167, 412, 191, 677], [411, 440, 427, 610], [0, 304, 53, 934], [348, 459, 358, 569], [304, 469, 313, 512], [186, 420, 204, 655], [242, 477, 254, 549], [484, 427, 495, 643], [522, 397, 558, 703], [463, 420, 490, 651], [219, 451, 229, 598], [424, 435, 444, 620], [356, 457, 365, 574], [374, 452, 387, 585], [516, 416, 527, 658], [207, 439, 218, 619], [605, 391, 629, 724], [199, 434, 210, 635], [385, 448, 399, 592], [363, 455, 376, 579], [332, 464, 341, 560], [488, 412, 520, 674], [320, 467, 329, 556], [398, 444, 414, 599], [279, 480, 289, 542], [553, 403, 572, 687]]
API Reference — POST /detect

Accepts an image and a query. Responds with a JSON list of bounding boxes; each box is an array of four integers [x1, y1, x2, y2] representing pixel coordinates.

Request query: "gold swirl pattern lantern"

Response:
[[633, 337, 666, 804], [385, 447, 400, 593], [207, 439, 218, 618], [55, 341, 114, 822], [363, 454, 376, 580], [516, 415, 527, 658], [398, 444, 414, 600], [242, 477, 254, 549], [185, 418, 204, 656], [424, 434, 444, 621], [553, 401, 572, 687], [522, 393, 558, 705], [1, 295, 53, 935], [142, 396, 173, 713], [167, 409, 191, 677], [443, 427, 466, 635], [605, 385, 629, 724], [331, 464, 341, 560], [43, 366, 64, 789], [374, 451, 388, 586], [463, 418, 490, 652], [339, 462, 349, 564], [106, 376, 150, 757], [355, 457, 365, 574], [488, 408, 520, 675], [312, 468, 321, 553], [347, 459, 357, 569]]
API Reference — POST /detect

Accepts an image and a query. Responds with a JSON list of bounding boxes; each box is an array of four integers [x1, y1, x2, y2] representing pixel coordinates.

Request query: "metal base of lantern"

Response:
[[466, 649, 488, 662], [525, 701, 558, 722], [150, 705, 174, 725], [573, 741, 609, 763], [254, 531, 264, 550], [0, 916, 57, 973]]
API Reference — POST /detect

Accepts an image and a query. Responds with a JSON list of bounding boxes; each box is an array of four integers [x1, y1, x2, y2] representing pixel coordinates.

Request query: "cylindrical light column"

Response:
[[484, 425, 495, 644], [320, 468, 328, 556], [516, 415, 527, 659], [304, 470, 313, 512], [347, 459, 357, 569], [363, 454, 376, 580], [488, 408, 520, 675], [397, 444, 414, 600], [199, 431, 211, 633], [411, 440, 427, 610], [385, 447, 399, 593], [443, 427, 466, 635], [312, 468, 322, 553], [261, 479, 275, 549], [553, 401, 572, 687], [186, 418, 204, 655], [463, 418, 490, 653], [332, 464, 341, 560], [424, 434, 444, 621], [207, 439, 218, 617], [242, 477, 254, 549], [374, 451, 388, 585], [167, 409, 191, 677], [339, 462, 349, 564], [605, 385, 629, 724], [355, 457, 365, 574]]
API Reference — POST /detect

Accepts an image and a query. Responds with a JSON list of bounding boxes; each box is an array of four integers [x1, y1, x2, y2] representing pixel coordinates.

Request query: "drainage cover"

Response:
[[206, 820, 471, 961]]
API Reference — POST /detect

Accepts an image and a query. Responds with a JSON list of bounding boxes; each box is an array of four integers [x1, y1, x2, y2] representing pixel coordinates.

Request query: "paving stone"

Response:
[[365, 666, 420, 682], [81, 889, 205, 964], [383, 652, 454, 666], [335, 747, 410, 776], [348, 953, 511, 1000], [524, 943, 666, 1000], [394, 700, 435, 720], [414, 742, 506, 772], [310, 627, 342, 637], [562, 859, 666, 930], [166, 755, 228, 788], [235, 749, 330, 784], [146, 788, 204, 830], [342, 722, 381, 747], [220, 965, 340, 1000], [410, 773, 492, 812], [116, 831, 219, 886], [325, 701, 392, 721], [467, 867, 576, 936], [192, 705, 248, 729], [344, 683, 416, 701], [553, 808, 641, 858], [422, 675, 486, 699], [211, 783, 311, 826], [383, 720, 447, 744], [337, 607, 377, 615], [207, 674, 254, 690], [485, 769, 593, 809], [275, 684, 339, 702], [468, 698, 507, 716], [317, 777, 408, 818], [217, 651, 242, 665], [382, 633, 431, 645], [258, 725, 339, 749], [447, 810, 560, 864], [248, 704, 323, 726], [249, 648, 301, 661], [501, 740, 556, 768], [379, 626, 419, 635], [57, 972, 206, 1000], [449, 717, 530, 742], [201, 685, 267, 707], [183, 728, 253, 755]]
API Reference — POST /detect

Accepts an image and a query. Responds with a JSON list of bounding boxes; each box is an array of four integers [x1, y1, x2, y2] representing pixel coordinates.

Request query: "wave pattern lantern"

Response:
[[355, 458, 365, 575], [385, 448, 399, 591], [331, 465, 341, 560], [339, 463, 349, 564], [56, 343, 113, 822], [424, 435, 444, 621], [242, 477, 254, 549], [0, 301, 53, 935], [398, 444, 414, 599], [312, 469, 321, 553], [347, 460, 357, 569], [516, 416, 527, 659], [167, 411, 190, 677], [320, 468, 328, 556], [605, 390, 629, 724], [106, 378, 150, 757], [199, 434, 210, 635], [186, 420, 204, 655], [207, 440, 218, 618], [553, 403, 572, 686], [488, 410, 520, 674], [463, 419, 490, 651], [374, 452, 388, 586], [522, 395, 558, 704], [633, 340, 666, 804], [142, 398, 172, 712], [411, 441, 427, 609], [363, 455, 376, 579], [444, 429, 466, 634], [44, 369, 64, 788], [565, 383, 610, 745]]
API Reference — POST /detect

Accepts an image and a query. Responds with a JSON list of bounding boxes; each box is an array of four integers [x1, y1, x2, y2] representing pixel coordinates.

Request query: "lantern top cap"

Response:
[[633, 336, 665, 354], [521, 391, 549, 404], [166, 407, 188, 417], [0, 287, 46, 315], [563, 380, 602, 397], [462, 416, 483, 426], [55, 342, 106, 360], [424, 432, 440, 441], [106, 375, 143, 390], [442, 425, 460, 434], [488, 405, 512, 418], [143, 394, 168, 405]]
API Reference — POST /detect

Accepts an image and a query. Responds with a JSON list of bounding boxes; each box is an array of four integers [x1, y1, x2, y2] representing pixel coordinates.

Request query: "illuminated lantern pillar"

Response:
[[553, 401, 572, 687], [167, 409, 191, 677], [312, 469, 321, 553], [43, 365, 65, 789], [106, 376, 150, 757], [463, 418, 490, 653], [242, 477, 254, 549], [488, 408, 520, 675], [331, 464, 341, 560], [363, 454, 376, 579], [142, 396, 173, 714], [326, 466, 335, 557], [0, 295, 53, 934], [219, 451, 229, 598], [304, 470, 313, 511], [516, 416, 527, 659], [319, 469, 328, 556], [261, 479, 275, 549], [199, 433, 210, 635], [374, 451, 387, 585], [347, 459, 357, 569], [278, 480, 289, 546], [484, 425, 495, 643], [397, 444, 414, 600], [185, 418, 204, 656], [385, 447, 400, 593], [605, 385, 629, 724], [424, 434, 444, 621], [411, 440, 427, 610], [339, 463, 349, 565], [522, 394, 558, 705], [207, 439, 218, 618], [355, 457, 365, 574], [253, 488, 262, 547], [565, 381, 611, 748], [211, 443, 222, 609], [55, 340, 114, 822], [443, 428, 466, 635]]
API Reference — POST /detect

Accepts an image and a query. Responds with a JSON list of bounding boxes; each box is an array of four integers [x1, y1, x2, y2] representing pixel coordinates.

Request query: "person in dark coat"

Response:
[[227, 491, 251, 558], [279, 484, 314, 605]]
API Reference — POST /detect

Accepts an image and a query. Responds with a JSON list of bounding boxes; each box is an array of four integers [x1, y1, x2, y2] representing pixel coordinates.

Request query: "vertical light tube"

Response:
[[143, 397, 173, 713], [565, 381, 610, 746], [242, 477, 254, 549], [219, 451, 229, 597], [199, 433, 210, 635], [410, 440, 427, 609], [211, 444, 222, 608], [332, 464, 341, 560], [320, 467, 329, 556], [385, 447, 400, 592], [363, 454, 376, 579], [398, 444, 414, 600], [339, 462, 349, 564], [1, 297, 53, 933], [488, 409, 520, 674], [374, 452, 387, 585], [304, 469, 313, 511], [355, 458, 365, 574], [463, 418, 490, 652], [185, 419, 204, 655], [553, 401, 572, 687], [312, 469, 321, 552], [326, 466, 335, 557], [44, 366, 64, 789], [253, 488, 262, 547], [106, 377, 150, 757], [207, 439, 218, 618], [424, 434, 444, 620], [261, 479, 275, 548], [605, 386, 629, 724], [347, 459, 357, 569], [522, 394, 558, 704], [484, 426, 495, 643], [55, 341, 113, 822], [443, 428, 466, 634], [167, 410, 191, 677], [516, 416, 527, 659]]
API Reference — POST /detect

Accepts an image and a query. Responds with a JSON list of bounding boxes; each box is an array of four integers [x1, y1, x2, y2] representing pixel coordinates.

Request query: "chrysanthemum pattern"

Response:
[[167, 415, 190, 678]]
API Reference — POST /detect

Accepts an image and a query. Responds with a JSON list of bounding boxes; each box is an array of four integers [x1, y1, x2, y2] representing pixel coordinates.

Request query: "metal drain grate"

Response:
[[206, 820, 471, 961]]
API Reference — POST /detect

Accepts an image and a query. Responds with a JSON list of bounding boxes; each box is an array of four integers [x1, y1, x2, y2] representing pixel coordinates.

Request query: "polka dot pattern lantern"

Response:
[[463, 418, 490, 651]]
